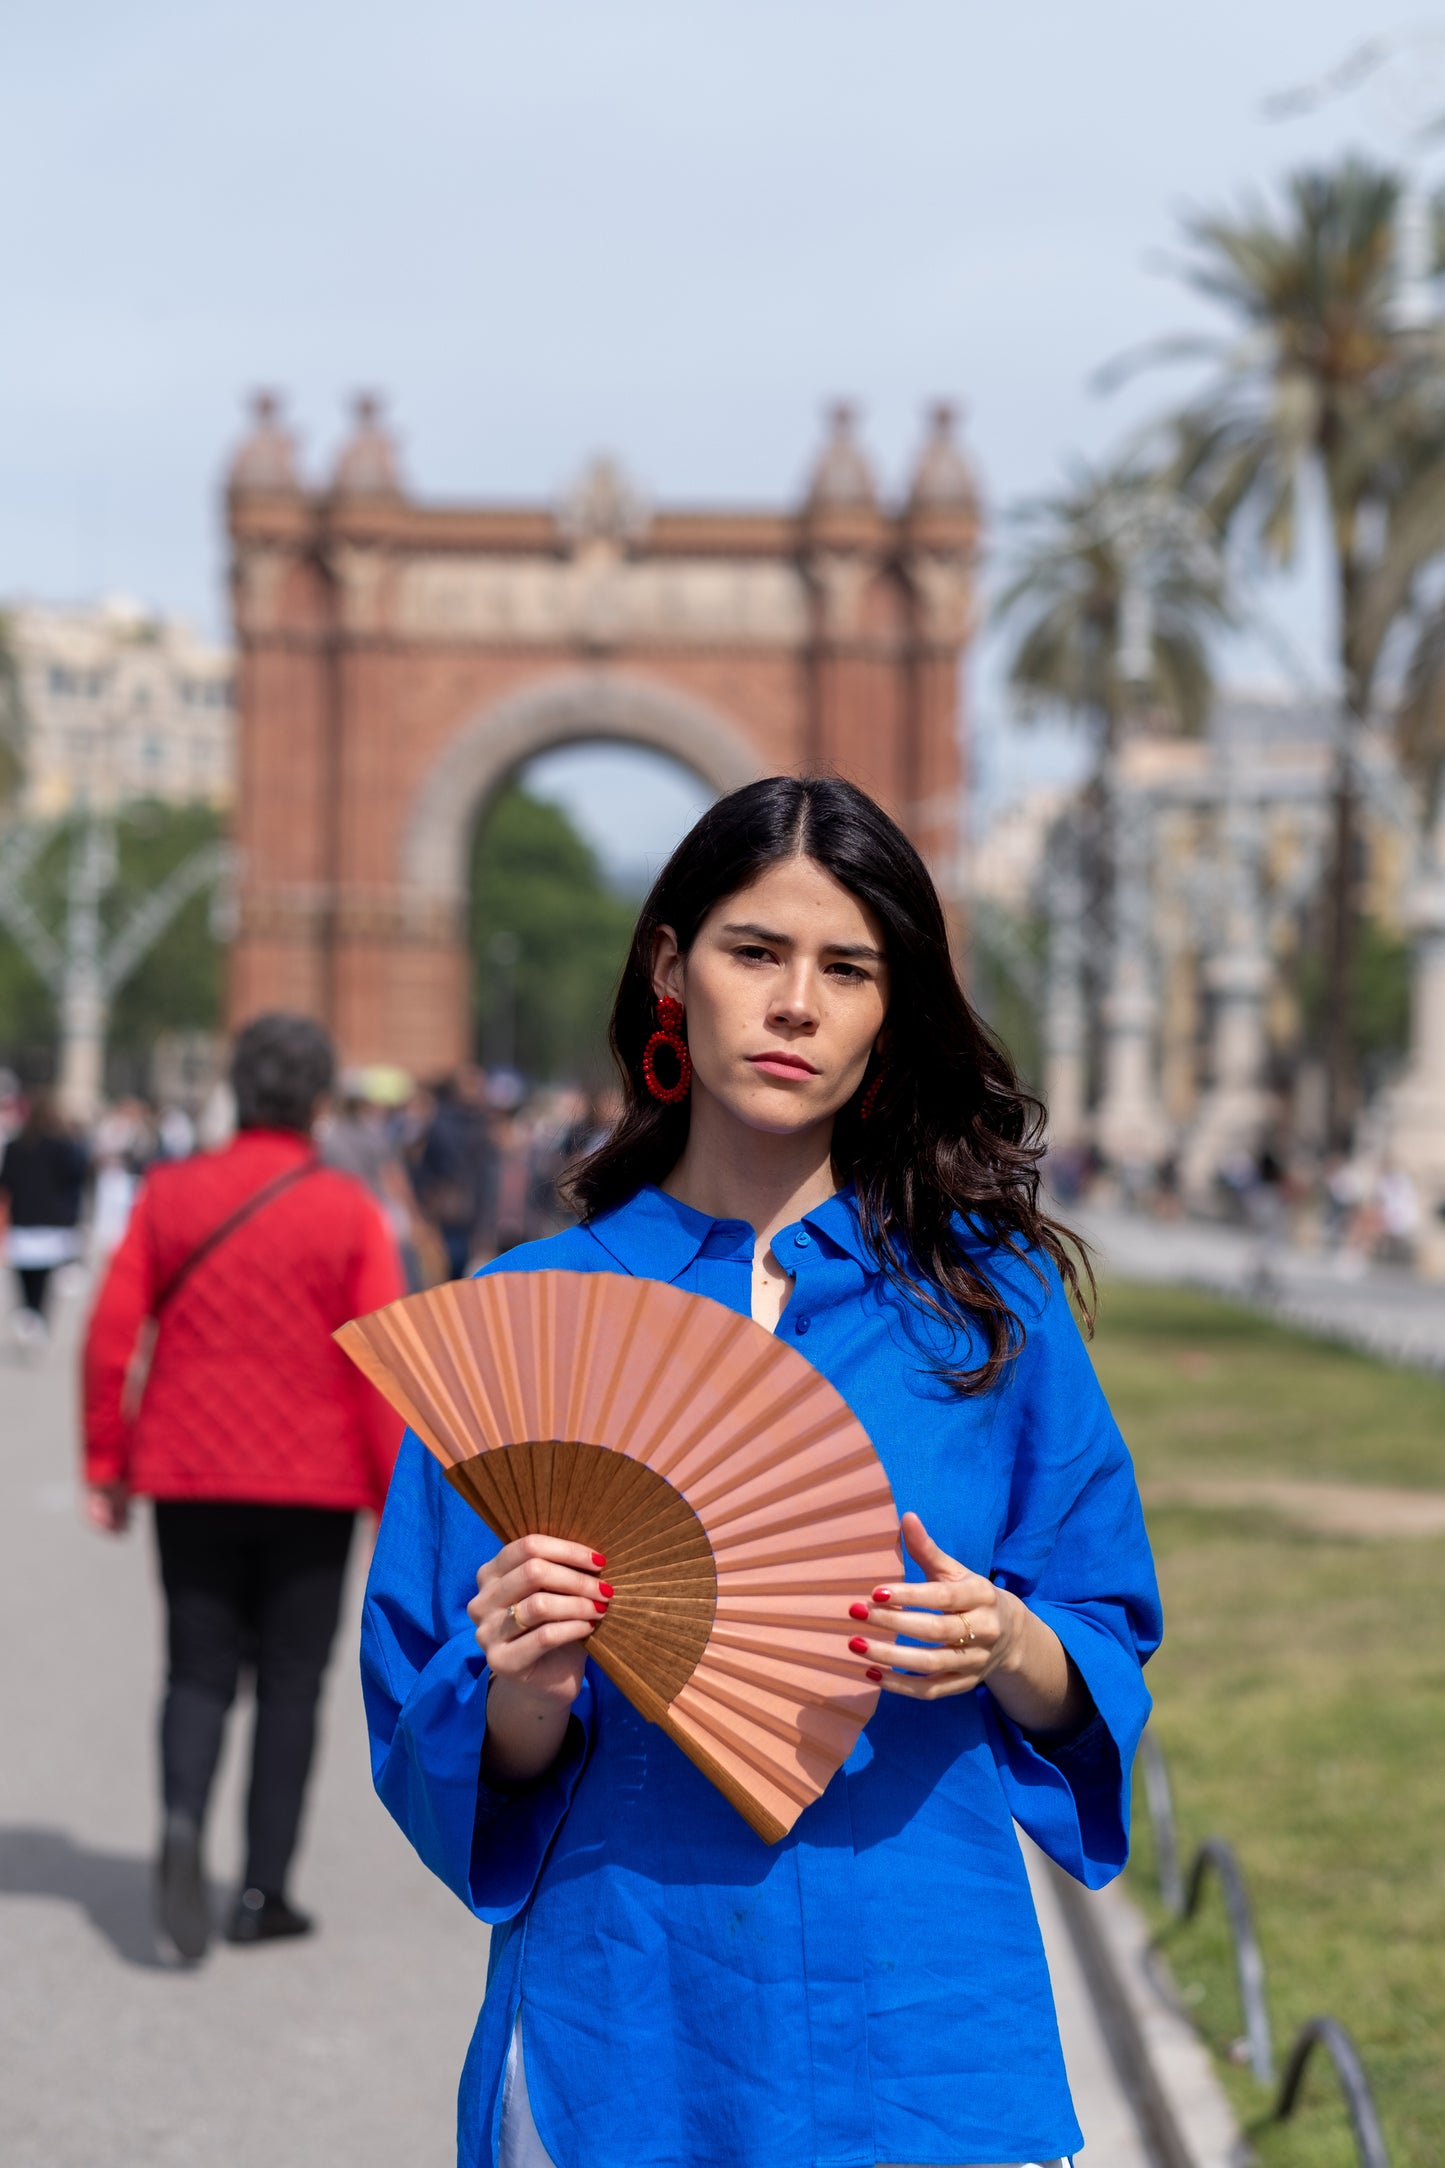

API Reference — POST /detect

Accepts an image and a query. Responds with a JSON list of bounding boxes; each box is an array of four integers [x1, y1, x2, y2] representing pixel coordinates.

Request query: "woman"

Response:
[[362, 777, 1161, 2168], [85, 1013, 404, 1961], [1, 1088, 88, 1347]]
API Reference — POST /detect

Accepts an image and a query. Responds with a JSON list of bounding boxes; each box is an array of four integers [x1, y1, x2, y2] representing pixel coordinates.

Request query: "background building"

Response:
[[226, 393, 978, 1077], [7, 597, 233, 815]]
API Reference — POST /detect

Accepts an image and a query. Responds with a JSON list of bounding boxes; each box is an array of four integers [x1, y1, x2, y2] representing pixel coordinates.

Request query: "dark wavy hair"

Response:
[[565, 775, 1092, 1395]]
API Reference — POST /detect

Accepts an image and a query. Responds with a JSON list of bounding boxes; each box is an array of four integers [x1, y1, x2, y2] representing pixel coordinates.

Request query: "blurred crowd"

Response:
[[3, 1053, 1434, 1357], [0, 1059, 622, 1351], [1047, 1133, 1428, 1276]]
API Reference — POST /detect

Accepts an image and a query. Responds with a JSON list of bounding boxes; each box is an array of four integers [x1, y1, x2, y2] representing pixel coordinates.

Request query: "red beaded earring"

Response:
[[858, 1069, 885, 1122], [642, 996, 692, 1105]]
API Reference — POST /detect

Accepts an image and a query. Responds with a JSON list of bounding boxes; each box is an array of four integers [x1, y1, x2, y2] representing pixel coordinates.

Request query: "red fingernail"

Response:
[[593, 1599, 609, 1614], [591, 1552, 607, 1568], [873, 1588, 893, 1604], [848, 1636, 869, 1655], [865, 1666, 884, 1683], [598, 1582, 614, 1599], [848, 1601, 870, 1621]]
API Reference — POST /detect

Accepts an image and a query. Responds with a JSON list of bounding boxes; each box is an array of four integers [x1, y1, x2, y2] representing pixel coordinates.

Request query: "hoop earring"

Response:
[[642, 996, 692, 1105], [859, 1069, 885, 1122]]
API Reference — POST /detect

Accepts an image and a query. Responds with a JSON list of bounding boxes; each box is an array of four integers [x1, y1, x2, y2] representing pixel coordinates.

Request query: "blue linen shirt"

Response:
[[361, 1184, 1161, 2168]]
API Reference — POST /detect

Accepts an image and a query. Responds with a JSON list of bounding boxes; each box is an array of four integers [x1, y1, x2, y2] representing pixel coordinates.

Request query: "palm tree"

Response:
[[1112, 156, 1445, 1144], [995, 459, 1230, 1160], [996, 457, 1229, 769]]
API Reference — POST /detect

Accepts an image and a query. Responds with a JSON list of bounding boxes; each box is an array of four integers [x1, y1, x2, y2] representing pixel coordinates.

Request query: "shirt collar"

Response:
[[586, 1182, 881, 1280]]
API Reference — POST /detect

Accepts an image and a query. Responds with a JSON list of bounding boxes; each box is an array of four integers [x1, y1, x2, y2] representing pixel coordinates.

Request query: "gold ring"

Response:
[[955, 1612, 975, 1649], [507, 1604, 518, 1630]]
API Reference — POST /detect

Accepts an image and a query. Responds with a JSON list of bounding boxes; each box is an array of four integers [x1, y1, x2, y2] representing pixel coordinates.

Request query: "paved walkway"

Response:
[[1, 1278, 1181, 2167], [1074, 1201, 1445, 1375], [1141, 1473, 1445, 1538]]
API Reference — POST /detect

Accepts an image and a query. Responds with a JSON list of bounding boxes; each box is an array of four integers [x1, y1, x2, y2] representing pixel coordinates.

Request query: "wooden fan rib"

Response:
[[674, 1402, 874, 1510], [348, 1307, 484, 1468], [475, 1280, 532, 1442], [711, 1598, 883, 1636], [561, 1458, 708, 1562], [692, 1638, 881, 1711], [616, 1299, 727, 1468], [580, 1275, 658, 1443], [409, 1294, 505, 1454], [682, 1647, 870, 1737], [599, 1620, 714, 1682], [679, 1664, 866, 1762], [562, 1277, 611, 1444], [665, 1686, 838, 1809], [711, 1526, 903, 1574], [653, 1713, 793, 1844], [334, 1323, 463, 1468], [407, 1292, 513, 1465], [657, 1358, 841, 1491], [680, 1695, 861, 1778], [665, 1344, 851, 1456], [698, 1469, 898, 1549], [705, 1619, 884, 1675], [688, 1437, 888, 1518]]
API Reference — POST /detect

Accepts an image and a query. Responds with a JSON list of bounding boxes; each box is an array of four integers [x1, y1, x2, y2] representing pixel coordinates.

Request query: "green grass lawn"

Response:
[[1087, 1279, 1445, 1491], [1086, 1283, 1445, 2168]]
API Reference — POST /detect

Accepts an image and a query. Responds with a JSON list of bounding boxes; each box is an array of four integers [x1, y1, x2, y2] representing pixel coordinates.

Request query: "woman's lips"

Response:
[[746, 1053, 818, 1078]]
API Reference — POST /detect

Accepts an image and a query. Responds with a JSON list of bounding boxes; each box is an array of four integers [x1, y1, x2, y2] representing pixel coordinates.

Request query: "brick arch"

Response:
[[403, 670, 765, 910], [226, 434, 975, 1073]]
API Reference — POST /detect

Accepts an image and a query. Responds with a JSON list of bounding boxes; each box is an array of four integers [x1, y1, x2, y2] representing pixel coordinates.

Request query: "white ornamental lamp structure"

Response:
[[0, 660, 233, 1120]]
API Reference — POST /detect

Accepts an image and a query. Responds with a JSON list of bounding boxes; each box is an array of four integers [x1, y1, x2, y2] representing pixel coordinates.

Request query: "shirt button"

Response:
[[794, 1230, 811, 1248], [794, 1315, 810, 1335]]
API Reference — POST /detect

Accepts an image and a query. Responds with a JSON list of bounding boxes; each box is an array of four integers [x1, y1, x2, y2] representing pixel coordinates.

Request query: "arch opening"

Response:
[[468, 736, 716, 1090]]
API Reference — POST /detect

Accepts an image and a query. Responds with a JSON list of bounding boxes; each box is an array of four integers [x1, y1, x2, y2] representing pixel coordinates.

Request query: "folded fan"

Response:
[[336, 1269, 901, 1842]]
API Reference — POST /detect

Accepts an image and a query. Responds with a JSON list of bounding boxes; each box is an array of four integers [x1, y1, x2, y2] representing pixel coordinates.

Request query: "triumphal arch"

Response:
[[225, 393, 978, 1076]]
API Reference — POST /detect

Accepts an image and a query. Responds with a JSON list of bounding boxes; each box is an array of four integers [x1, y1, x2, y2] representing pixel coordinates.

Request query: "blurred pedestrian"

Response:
[[323, 1070, 429, 1290], [90, 1097, 158, 1265], [413, 1067, 497, 1276], [1, 1088, 89, 1352], [82, 1013, 404, 1964]]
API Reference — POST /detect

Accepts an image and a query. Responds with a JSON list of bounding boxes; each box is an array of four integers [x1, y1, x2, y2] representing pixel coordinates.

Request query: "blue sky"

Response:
[[2, 0, 1429, 872]]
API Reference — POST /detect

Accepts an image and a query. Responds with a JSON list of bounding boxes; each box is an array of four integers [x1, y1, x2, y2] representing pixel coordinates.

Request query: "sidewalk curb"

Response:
[[1045, 1859, 1245, 2168]]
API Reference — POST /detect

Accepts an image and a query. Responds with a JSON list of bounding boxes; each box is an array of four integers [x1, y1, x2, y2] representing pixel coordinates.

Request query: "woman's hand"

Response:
[[468, 1534, 610, 1784], [845, 1511, 1093, 1737]]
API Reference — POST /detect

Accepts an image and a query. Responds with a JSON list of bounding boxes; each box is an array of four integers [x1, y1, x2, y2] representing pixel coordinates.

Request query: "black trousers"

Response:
[[15, 1266, 53, 1317], [153, 1502, 355, 1896]]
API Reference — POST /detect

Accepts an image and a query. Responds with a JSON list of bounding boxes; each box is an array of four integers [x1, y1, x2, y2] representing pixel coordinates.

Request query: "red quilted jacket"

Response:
[[83, 1129, 405, 1510]]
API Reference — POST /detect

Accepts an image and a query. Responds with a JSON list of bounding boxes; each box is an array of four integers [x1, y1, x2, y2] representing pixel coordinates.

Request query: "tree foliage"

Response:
[[1142, 158, 1445, 719], [0, 800, 225, 1086], [468, 783, 636, 1086], [995, 458, 1229, 764]]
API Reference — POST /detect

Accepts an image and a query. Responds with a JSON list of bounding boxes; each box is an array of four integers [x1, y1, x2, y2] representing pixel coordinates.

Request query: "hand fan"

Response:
[[337, 1269, 901, 1842]]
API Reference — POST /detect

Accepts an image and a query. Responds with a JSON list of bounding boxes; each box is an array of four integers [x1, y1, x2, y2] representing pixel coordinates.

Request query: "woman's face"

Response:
[[652, 855, 890, 1138]]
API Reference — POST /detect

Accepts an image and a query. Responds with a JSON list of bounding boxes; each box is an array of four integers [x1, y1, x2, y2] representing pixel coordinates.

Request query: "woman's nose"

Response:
[[769, 971, 819, 1025]]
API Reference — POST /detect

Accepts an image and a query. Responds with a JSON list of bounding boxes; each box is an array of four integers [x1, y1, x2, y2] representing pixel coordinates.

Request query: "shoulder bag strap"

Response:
[[151, 1157, 322, 1319]]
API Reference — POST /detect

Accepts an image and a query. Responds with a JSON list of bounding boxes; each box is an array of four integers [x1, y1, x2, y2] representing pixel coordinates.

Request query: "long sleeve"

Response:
[[983, 1257, 1161, 1888], [81, 1187, 159, 1488], [361, 1431, 594, 1923]]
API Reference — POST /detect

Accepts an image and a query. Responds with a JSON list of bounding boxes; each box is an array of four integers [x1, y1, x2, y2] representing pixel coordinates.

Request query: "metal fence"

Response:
[[1139, 1728, 1390, 2167]]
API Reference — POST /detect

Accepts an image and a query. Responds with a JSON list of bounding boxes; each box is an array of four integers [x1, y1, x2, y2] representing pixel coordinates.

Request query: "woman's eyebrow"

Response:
[[720, 921, 885, 963]]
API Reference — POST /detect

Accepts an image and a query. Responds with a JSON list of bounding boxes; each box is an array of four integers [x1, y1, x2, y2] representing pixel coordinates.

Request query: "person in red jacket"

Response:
[[83, 1012, 404, 1964]]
